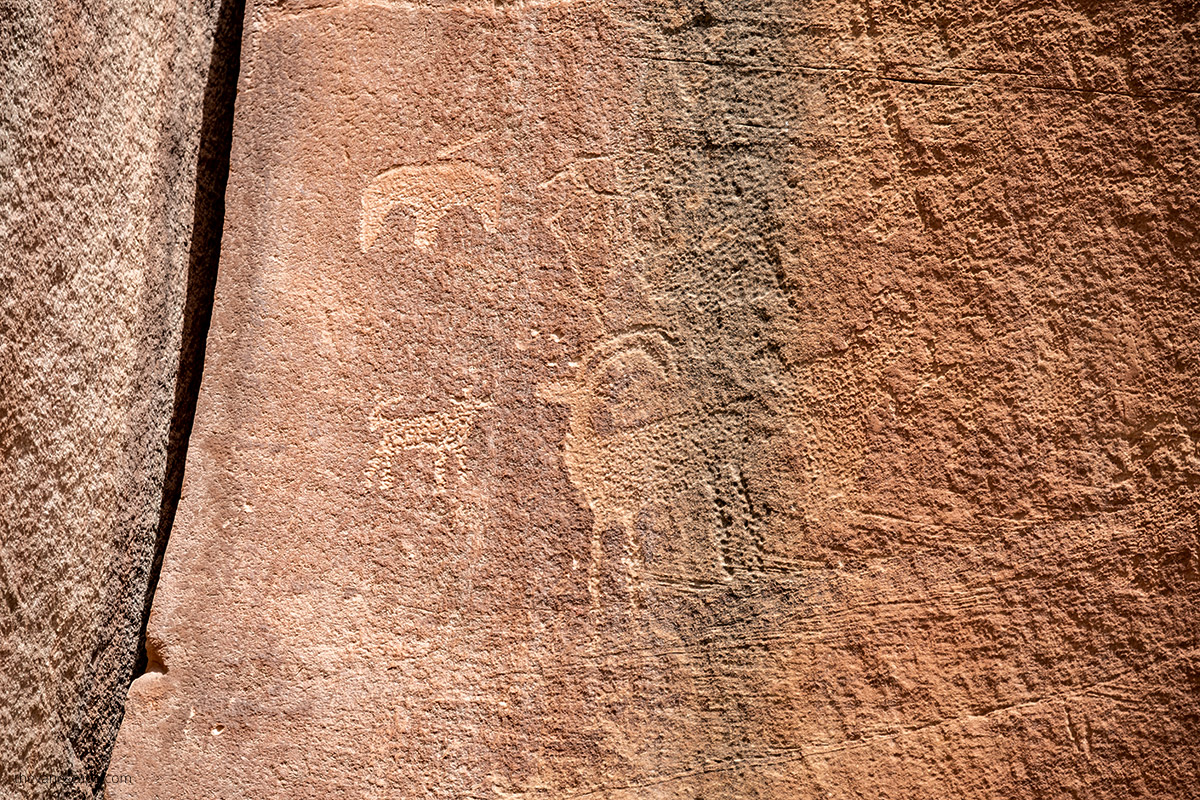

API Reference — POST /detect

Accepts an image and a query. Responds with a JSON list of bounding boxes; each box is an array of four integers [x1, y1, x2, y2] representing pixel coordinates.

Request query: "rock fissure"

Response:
[[132, 0, 246, 683]]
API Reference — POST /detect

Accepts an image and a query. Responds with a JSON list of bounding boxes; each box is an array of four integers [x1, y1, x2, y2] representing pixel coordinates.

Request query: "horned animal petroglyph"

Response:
[[360, 162, 500, 251], [538, 332, 690, 605], [364, 396, 493, 493]]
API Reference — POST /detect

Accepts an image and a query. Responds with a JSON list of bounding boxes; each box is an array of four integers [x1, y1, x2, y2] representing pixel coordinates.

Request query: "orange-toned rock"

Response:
[[110, 1, 1200, 797]]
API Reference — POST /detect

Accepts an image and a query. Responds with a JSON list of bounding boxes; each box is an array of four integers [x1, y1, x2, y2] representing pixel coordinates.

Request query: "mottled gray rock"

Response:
[[0, 1, 237, 796]]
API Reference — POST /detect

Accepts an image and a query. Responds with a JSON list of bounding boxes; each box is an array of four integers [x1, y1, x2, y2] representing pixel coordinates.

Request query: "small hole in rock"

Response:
[[144, 636, 168, 674]]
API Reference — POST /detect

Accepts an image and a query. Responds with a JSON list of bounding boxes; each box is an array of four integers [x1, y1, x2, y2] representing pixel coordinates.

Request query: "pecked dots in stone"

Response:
[[363, 394, 494, 494]]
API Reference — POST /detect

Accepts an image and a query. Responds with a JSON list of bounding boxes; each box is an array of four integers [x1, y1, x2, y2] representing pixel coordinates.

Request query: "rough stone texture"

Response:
[[0, 2, 227, 796], [111, 1, 1200, 797]]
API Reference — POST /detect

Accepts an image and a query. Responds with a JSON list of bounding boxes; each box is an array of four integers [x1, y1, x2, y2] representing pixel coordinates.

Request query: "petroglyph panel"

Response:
[[111, 0, 1200, 798]]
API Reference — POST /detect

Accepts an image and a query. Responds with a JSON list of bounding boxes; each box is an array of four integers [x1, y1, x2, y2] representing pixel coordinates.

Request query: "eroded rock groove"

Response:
[[132, 0, 246, 687]]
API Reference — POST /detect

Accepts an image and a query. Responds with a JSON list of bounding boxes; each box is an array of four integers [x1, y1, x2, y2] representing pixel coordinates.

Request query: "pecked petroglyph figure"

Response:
[[360, 162, 500, 252], [539, 331, 705, 605], [364, 395, 493, 493]]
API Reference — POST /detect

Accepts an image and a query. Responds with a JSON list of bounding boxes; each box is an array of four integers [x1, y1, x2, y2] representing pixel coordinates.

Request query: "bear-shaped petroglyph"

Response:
[[360, 162, 501, 252], [364, 395, 493, 493]]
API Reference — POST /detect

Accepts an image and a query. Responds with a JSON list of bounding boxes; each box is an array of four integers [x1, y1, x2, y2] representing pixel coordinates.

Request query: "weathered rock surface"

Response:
[[0, 2, 236, 796], [111, 1, 1200, 797]]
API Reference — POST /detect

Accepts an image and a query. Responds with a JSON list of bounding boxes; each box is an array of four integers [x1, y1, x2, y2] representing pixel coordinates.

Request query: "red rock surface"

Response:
[[110, 1, 1200, 797]]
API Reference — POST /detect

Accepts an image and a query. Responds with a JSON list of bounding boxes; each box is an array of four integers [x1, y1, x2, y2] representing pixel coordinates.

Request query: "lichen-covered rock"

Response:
[[0, 2, 232, 796], [109, 1, 1200, 797]]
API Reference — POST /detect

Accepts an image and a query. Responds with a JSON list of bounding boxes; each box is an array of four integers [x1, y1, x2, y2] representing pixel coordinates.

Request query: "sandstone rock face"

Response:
[[0, 2, 235, 796], [110, 1, 1200, 797]]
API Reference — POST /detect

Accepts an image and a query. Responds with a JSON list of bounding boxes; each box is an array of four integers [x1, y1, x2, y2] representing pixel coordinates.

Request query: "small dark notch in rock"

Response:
[[143, 636, 167, 675]]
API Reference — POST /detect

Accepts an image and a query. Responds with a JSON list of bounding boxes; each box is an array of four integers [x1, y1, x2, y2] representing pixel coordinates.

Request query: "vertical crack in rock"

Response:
[[130, 0, 245, 687]]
